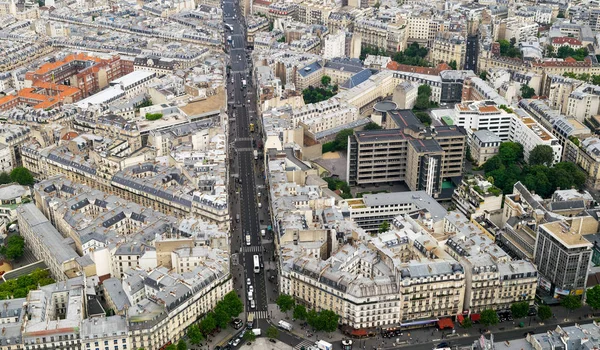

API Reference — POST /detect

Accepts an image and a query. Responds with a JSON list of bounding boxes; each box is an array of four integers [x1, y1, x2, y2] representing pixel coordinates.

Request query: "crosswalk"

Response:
[[240, 246, 263, 253], [294, 340, 315, 350], [247, 310, 268, 319]]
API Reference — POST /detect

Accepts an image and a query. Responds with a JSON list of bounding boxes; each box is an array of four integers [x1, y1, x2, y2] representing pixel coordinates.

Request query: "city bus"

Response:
[[253, 255, 260, 273]]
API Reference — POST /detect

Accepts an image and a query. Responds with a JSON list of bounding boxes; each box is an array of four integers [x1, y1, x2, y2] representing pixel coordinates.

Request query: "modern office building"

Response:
[[347, 109, 466, 197]]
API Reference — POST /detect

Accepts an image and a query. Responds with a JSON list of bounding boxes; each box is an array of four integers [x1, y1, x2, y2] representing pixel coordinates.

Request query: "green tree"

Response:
[[187, 324, 204, 345], [145, 113, 163, 121], [415, 95, 430, 110], [223, 291, 244, 317], [267, 326, 279, 339], [334, 129, 354, 151], [293, 304, 307, 320], [528, 145, 554, 166], [391, 42, 430, 67], [587, 285, 600, 310], [321, 75, 331, 87], [199, 313, 217, 334], [448, 60, 457, 70], [378, 221, 390, 233], [498, 142, 524, 164], [1, 235, 24, 260], [213, 303, 230, 329], [166, 345, 177, 350], [520, 85, 535, 98], [510, 301, 530, 318], [276, 294, 295, 313], [561, 295, 582, 312], [461, 318, 473, 329], [414, 111, 432, 126], [537, 305, 552, 321], [307, 309, 319, 329], [0, 172, 11, 185], [177, 339, 187, 350], [479, 70, 488, 80], [244, 330, 256, 342], [363, 122, 382, 130], [480, 309, 499, 326], [10, 167, 34, 186], [546, 45, 555, 57], [319, 309, 340, 332], [418, 84, 432, 96]]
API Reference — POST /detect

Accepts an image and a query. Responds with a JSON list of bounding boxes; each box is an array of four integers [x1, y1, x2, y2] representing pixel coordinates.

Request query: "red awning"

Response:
[[437, 318, 454, 329], [351, 329, 368, 337], [457, 314, 464, 323], [471, 313, 481, 322]]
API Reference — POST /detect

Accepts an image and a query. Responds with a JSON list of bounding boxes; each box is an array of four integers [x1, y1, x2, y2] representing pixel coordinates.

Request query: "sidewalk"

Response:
[[267, 303, 347, 343]]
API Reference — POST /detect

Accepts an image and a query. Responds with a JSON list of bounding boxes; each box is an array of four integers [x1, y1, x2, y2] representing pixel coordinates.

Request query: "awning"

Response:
[[470, 313, 481, 322], [457, 314, 464, 323], [400, 318, 439, 327], [437, 318, 454, 329], [351, 329, 368, 337]]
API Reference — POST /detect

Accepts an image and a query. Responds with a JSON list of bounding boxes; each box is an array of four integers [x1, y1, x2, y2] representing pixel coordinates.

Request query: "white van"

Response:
[[261, 229, 266, 237], [246, 234, 251, 245]]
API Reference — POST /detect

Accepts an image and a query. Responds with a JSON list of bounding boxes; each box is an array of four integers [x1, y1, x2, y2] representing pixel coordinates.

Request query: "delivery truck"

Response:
[[316, 340, 333, 350], [278, 320, 293, 331]]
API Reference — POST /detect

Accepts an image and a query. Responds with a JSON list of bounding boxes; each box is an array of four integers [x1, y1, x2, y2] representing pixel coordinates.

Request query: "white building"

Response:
[[323, 31, 346, 60], [566, 85, 600, 123], [435, 101, 514, 140], [511, 110, 563, 165]]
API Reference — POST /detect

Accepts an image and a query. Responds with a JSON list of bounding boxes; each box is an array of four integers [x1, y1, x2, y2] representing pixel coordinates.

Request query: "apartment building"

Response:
[[336, 70, 398, 115], [470, 129, 502, 165], [16, 204, 81, 281], [296, 61, 323, 90], [511, 110, 562, 165], [323, 31, 346, 59], [22, 278, 85, 350], [346, 109, 466, 197], [430, 33, 466, 69], [0, 183, 30, 222], [452, 175, 503, 218], [296, 0, 334, 25], [501, 18, 538, 43], [566, 85, 600, 123]]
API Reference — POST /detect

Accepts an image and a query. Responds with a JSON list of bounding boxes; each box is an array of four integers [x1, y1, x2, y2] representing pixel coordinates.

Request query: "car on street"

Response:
[[232, 339, 241, 347], [436, 342, 449, 348], [248, 285, 253, 293], [232, 319, 243, 329], [246, 234, 251, 245], [250, 300, 255, 308], [246, 278, 251, 285]]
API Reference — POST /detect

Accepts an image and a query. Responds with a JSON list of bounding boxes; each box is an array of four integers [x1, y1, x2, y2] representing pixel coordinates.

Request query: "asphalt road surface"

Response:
[[223, 0, 273, 336]]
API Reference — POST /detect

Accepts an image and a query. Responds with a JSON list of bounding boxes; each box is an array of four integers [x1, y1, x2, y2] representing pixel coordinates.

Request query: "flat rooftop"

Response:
[[540, 221, 593, 248]]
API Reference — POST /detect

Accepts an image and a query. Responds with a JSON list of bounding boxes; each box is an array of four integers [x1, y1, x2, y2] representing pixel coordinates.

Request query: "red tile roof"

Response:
[[552, 37, 582, 46]]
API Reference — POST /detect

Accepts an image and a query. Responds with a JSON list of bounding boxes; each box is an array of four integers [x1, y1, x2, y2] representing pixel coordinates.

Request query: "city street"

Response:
[[223, 0, 274, 339]]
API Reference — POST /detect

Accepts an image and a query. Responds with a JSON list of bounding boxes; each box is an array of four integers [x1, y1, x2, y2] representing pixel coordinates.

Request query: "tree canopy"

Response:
[[483, 142, 585, 197], [177, 339, 187, 350], [520, 85, 535, 98], [321, 75, 331, 87], [293, 304, 307, 320], [414, 111, 432, 126], [480, 309, 499, 326], [528, 145, 554, 166], [363, 122, 382, 130], [307, 309, 340, 332], [498, 39, 521, 58], [0, 268, 53, 300], [1, 235, 24, 260], [302, 86, 335, 104], [587, 285, 600, 309], [187, 324, 204, 345], [537, 305, 552, 321], [561, 295, 582, 311], [10, 167, 34, 186], [510, 301, 530, 318], [556, 46, 588, 61], [391, 43, 430, 67], [244, 330, 256, 342], [276, 294, 295, 313], [414, 85, 434, 111], [378, 221, 390, 233]]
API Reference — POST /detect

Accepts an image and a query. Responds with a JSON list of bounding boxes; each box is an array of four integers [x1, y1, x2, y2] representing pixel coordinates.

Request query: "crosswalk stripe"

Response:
[[241, 246, 262, 253], [294, 340, 314, 350]]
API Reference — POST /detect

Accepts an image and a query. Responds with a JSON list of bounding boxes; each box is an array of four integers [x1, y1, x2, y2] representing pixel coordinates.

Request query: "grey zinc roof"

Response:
[[17, 204, 79, 265], [340, 69, 373, 89], [297, 61, 322, 77], [103, 278, 131, 312], [473, 129, 502, 143], [362, 191, 447, 222], [549, 200, 586, 211]]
